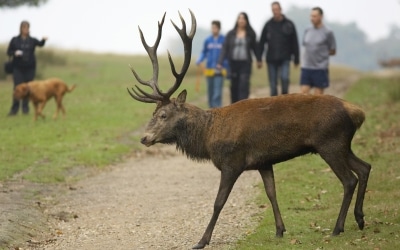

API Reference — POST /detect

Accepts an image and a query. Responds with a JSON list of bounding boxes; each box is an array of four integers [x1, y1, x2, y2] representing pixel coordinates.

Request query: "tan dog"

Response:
[[13, 78, 76, 121]]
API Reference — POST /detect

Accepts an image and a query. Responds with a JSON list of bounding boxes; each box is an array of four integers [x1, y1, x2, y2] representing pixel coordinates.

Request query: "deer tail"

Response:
[[343, 101, 365, 129]]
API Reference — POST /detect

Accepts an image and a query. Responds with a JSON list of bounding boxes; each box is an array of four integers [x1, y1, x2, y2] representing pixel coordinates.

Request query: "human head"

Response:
[[20, 20, 30, 36], [310, 7, 323, 28], [235, 12, 249, 30], [211, 20, 221, 37], [271, 1, 283, 20]]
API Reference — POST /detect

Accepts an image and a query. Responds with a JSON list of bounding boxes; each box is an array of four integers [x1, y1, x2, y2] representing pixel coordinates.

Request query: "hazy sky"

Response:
[[1, 0, 399, 54]]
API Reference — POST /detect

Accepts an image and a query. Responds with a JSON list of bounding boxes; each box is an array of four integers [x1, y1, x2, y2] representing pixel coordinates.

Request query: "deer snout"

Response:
[[140, 133, 155, 147], [140, 136, 148, 145]]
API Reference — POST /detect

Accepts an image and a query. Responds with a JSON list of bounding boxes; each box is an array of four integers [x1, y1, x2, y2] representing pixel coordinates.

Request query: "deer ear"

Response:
[[176, 89, 187, 105]]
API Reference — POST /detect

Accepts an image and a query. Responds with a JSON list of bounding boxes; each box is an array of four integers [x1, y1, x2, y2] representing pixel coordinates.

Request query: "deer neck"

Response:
[[175, 104, 212, 161]]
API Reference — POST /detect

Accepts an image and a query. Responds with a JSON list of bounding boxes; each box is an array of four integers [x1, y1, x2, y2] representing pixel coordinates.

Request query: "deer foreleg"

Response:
[[192, 169, 241, 249], [259, 166, 286, 237]]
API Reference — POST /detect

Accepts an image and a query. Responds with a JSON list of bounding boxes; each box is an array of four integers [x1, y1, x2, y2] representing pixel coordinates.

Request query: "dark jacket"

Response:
[[259, 16, 299, 64], [7, 35, 46, 69], [218, 28, 260, 65]]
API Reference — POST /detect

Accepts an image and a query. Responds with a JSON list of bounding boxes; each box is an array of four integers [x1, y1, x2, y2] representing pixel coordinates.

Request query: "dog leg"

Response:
[[53, 95, 65, 119], [33, 102, 39, 121], [53, 99, 59, 120], [37, 101, 47, 119]]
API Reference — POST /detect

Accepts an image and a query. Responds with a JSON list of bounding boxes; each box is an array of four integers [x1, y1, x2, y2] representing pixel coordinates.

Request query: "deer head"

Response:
[[128, 10, 196, 146]]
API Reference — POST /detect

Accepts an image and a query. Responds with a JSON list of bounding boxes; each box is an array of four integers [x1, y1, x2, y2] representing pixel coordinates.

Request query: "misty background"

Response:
[[184, 5, 400, 71], [1, 0, 400, 71]]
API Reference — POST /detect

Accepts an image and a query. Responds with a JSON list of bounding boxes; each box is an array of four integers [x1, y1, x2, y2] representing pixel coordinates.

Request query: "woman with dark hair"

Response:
[[217, 12, 260, 103], [6, 20, 48, 116]]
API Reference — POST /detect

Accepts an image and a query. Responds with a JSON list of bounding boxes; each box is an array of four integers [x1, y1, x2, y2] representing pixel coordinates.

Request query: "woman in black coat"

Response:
[[217, 12, 260, 103], [7, 20, 47, 116]]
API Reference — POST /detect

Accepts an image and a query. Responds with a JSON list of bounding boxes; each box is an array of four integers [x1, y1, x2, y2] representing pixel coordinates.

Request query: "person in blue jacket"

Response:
[[6, 20, 47, 116], [196, 20, 228, 108]]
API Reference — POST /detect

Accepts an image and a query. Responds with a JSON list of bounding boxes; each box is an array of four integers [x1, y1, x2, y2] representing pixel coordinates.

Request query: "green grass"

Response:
[[0, 49, 206, 183], [3, 47, 351, 183], [234, 75, 400, 249], [387, 76, 400, 102], [1, 46, 397, 248]]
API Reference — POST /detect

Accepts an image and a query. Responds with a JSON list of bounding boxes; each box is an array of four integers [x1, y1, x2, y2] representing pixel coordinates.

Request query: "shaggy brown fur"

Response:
[[13, 78, 76, 121], [129, 11, 371, 249], [140, 91, 371, 249]]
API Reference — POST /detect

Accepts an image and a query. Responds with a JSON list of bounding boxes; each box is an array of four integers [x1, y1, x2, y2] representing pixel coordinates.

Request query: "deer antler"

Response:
[[128, 9, 196, 104]]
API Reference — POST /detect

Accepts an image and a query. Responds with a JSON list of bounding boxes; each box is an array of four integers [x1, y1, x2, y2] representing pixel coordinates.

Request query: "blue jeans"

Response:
[[207, 75, 224, 108], [267, 60, 290, 96]]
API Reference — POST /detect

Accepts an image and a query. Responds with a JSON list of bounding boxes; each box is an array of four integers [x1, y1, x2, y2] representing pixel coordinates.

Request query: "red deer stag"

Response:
[[128, 10, 371, 249]]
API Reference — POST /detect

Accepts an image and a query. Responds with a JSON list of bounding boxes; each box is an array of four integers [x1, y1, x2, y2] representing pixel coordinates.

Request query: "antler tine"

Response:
[[164, 9, 197, 99], [127, 87, 158, 103], [128, 12, 166, 102]]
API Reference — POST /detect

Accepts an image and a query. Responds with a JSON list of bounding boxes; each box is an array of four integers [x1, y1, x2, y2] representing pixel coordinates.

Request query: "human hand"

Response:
[[15, 50, 23, 56], [216, 64, 222, 70]]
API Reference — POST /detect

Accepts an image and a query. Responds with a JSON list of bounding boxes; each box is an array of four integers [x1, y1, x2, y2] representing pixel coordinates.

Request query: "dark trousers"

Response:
[[229, 60, 251, 103], [9, 67, 35, 114]]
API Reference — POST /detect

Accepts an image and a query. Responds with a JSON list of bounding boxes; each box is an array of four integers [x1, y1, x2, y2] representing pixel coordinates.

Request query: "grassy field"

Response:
[[1, 48, 398, 248], [0, 47, 358, 183], [234, 74, 400, 250], [0, 49, 207, 182]]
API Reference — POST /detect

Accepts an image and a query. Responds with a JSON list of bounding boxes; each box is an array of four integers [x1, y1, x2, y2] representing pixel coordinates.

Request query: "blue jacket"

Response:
[[196, 35, 228, 74]]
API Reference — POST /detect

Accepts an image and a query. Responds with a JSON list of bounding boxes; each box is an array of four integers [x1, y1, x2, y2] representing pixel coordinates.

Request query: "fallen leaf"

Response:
[[290, 239, 301, 245]]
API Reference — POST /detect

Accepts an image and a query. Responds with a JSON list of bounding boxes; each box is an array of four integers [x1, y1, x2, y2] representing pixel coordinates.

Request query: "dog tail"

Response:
[[68, 84, 76, 92]]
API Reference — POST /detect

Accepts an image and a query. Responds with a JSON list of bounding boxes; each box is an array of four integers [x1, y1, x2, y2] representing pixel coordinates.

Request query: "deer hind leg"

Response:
[[319, 150, 358, 236], [193, 169, 242, 249], [348, 151, 371, 230], [259, 166, 286, 237]]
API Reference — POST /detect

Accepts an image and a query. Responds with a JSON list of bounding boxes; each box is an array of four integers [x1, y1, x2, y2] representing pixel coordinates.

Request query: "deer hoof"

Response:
[[192, 242, 206, 249], [276, 227, 286, 237], [357, 219, 365, 230], [332, 228, 344, 236], [355, 214, 365, 230], [354, 211, 365, 230]]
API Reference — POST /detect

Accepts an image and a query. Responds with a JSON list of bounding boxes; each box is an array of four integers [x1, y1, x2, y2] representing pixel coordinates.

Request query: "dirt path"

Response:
[[1, 73, 360, 250], [42, 147, 263, 250]]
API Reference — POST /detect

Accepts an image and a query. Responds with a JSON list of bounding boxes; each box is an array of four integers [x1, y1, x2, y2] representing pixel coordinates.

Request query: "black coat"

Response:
[[218, 28, 260, 64], [7, 35, 46, 69], [259, 16, 299, 64]]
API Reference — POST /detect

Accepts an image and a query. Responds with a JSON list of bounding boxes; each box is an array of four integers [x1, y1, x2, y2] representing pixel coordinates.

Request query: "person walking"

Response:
[[258, 1, 299, 96], [217, 12, 259, 103], [6, 20, 47, 116], [196, 20, 228, 108], [300, 7, 336, 95]]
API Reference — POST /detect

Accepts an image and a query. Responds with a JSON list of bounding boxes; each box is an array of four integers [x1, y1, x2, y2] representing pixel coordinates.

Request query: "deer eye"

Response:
[[160, 113, 167, 119]]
